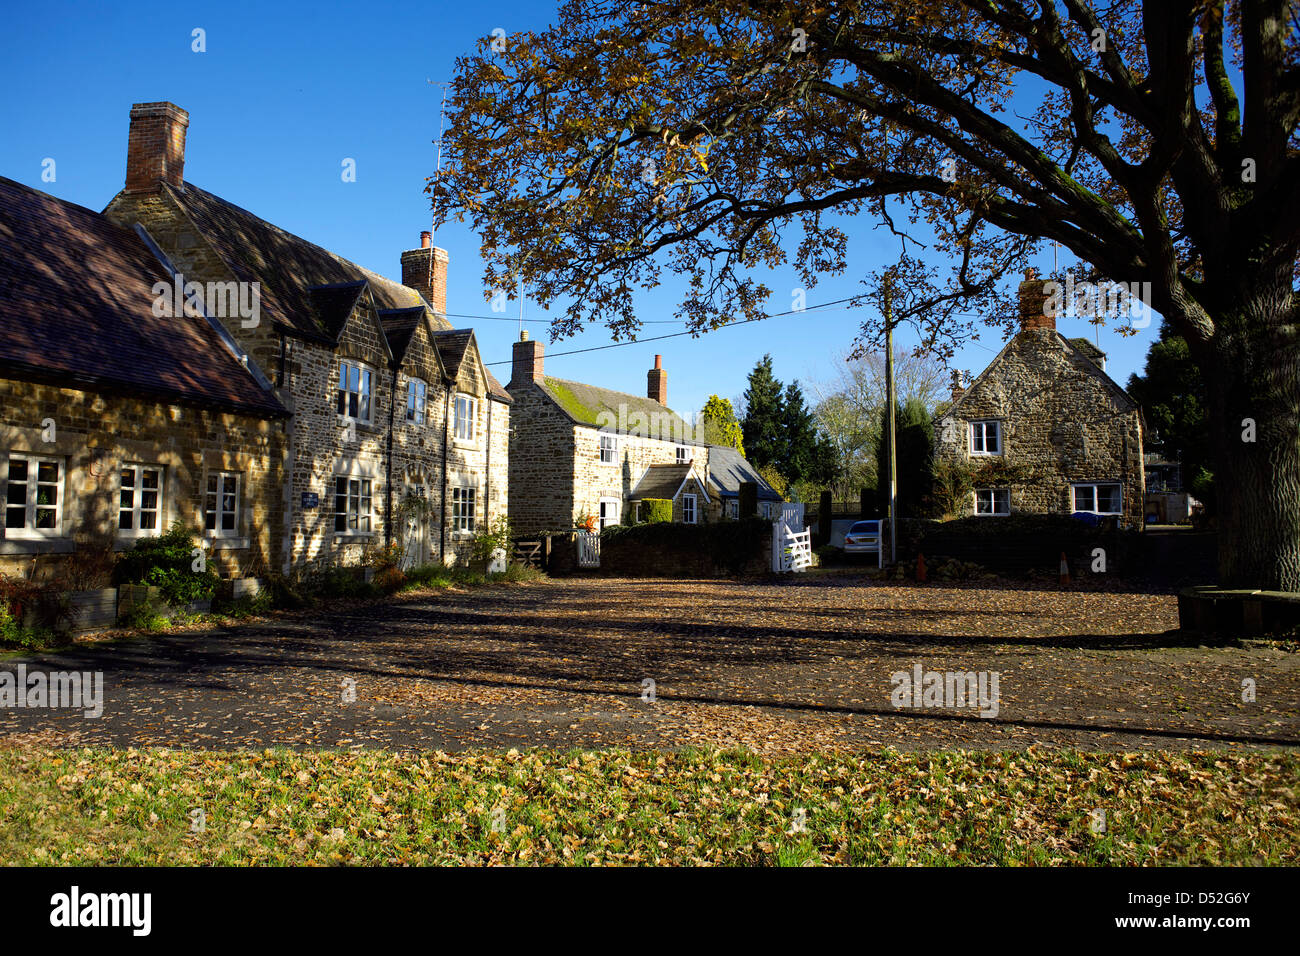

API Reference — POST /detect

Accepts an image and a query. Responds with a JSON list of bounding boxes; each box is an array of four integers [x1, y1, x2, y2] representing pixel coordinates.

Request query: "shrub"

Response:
[[469, 516, 513, 565], [0, 574, 74, 643], [363, 542, 406, 594], [115, 523, 220, 606], [0, 600, 57, 649], [640, 498, 673, 524]]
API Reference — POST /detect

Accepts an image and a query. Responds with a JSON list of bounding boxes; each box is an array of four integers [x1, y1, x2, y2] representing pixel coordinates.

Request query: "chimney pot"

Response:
[[125, 102, 189, 193], [420, 231, 432, 249], [520, 329, 529, 341]]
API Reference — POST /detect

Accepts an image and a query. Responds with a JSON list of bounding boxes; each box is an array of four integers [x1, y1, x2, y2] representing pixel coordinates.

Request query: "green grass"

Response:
[[0, 748, 1293, 866]]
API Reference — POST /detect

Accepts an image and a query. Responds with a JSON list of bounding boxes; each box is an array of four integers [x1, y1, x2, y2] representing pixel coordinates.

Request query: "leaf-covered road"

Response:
[[2, 576, 1296, 752]]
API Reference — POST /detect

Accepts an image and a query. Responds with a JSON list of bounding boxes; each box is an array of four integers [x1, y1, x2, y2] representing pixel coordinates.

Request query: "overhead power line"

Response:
[[482, 297, 862, 366]]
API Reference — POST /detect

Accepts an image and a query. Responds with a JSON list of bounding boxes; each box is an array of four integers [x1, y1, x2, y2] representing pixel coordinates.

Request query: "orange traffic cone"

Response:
[[916, 552, 927, 582], [1058, 551, 1071, 586]]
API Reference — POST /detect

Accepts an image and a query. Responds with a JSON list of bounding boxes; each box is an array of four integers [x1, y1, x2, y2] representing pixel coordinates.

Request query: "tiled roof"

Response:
[[0, 176, 286, 418], [706, 444, 783, 500], [540, 376, 696, 439], [630, 463, 701, 500]]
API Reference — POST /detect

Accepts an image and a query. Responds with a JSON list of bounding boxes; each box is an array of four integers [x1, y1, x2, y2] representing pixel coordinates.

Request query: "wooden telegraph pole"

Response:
[[883, 274, 898, 564]]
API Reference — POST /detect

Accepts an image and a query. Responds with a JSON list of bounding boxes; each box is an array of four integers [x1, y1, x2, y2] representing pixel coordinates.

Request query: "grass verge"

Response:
[[0, 747, 1294, 866]]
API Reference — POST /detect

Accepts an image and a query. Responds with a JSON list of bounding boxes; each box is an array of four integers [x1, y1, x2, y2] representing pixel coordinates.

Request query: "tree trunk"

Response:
[[1203, 293, 1300, 592]]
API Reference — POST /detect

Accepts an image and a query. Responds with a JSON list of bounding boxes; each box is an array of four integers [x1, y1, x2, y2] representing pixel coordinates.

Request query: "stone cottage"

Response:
[[932, 272, 1145, 526], [95, 101, 510, 570], [0, 175, 289, 582], [506, 334, 778, 534]]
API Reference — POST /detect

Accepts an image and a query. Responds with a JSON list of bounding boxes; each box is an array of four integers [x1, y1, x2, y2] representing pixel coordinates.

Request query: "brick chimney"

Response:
[[510, 329, 543, 388], [647, 354, 667, 405], [1018, 267, 1056, 331], [125, 102, 189, 193], [950, 369, 967, 403], [400, 232, 449, 314]]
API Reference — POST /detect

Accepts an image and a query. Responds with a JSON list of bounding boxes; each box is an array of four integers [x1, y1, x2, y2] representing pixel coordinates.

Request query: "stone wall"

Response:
[[933, 329, 1145, 526], [572, 426, 694, 528], [0, 379, 286, 581], [505, 383, 577, 536]]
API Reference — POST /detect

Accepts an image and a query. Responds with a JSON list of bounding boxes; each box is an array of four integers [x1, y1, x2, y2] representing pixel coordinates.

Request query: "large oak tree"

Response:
[[434, 0, 1300, 589]]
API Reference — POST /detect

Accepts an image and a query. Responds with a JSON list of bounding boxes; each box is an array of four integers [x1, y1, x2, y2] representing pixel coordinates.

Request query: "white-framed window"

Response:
[[598, 496, 621, 529], [204, 472, 240, 536], [334, 476, 372, 533], [4, 455, 63, 537], [600, 434, 618, 464], [970, 420, 1002, 456], [454, 393, 477, 442], [760, 501, 774, 519], [1072, 482, 1122, 515], [681, 494, 697, 524], [676, 444, 692, 464], [725, 499, 739, 519], [337, 361, 374, 423], [119, 464, 163, 534], [406, 378, 427, 425], [973, 487, 1010, 516], [452, 486, 476, 533]]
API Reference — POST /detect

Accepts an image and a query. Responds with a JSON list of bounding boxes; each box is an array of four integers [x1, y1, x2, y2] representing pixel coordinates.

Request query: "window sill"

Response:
[[333, 533, 375, 543], [205, 536, 250, 551], [0, 537, 75, 554]]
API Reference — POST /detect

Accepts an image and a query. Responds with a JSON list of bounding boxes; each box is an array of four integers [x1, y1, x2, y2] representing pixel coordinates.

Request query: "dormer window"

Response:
[[970, 420, 1002, 456], [676, 444, 691, 464], [337, 361, 373, 423]]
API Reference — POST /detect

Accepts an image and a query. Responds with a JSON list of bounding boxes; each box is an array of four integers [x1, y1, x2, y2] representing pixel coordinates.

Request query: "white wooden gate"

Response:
[[577, 531, 601, 568], [779, 502, 805, 530], [771, 521, 813, 573]]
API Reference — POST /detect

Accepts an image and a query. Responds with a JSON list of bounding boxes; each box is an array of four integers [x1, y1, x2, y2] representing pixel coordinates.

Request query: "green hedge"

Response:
[[639, 498, 674, 524], [600, 517, 770, 575]]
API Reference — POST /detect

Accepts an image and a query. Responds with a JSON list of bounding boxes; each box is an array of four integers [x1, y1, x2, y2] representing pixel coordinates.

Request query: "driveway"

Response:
[[2, 576, 1297, 752]]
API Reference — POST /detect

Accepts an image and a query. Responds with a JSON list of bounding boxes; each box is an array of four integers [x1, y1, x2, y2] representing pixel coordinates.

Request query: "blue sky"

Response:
[[0, 0, 1157, 420]]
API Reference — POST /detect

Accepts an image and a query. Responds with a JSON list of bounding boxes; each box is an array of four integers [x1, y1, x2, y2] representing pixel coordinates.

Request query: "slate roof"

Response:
[[156, 180, 511, 399], [0, 176, 286, 418], [706, 444, 783, 500], [377, 307, 426, 364], [162, 182, 432, 343], [308, 281, 369, 343], [630, 463, 704, 500], [540, 377, 697, 440], [432, 330, 510, 403]]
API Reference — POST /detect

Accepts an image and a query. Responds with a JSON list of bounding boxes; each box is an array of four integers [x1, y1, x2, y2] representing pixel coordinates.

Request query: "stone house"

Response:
[[506, 334, 778, 534], [2, 100, 510, 579], [932, 272, 1145, 526], [0, 175, 289, 582]]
